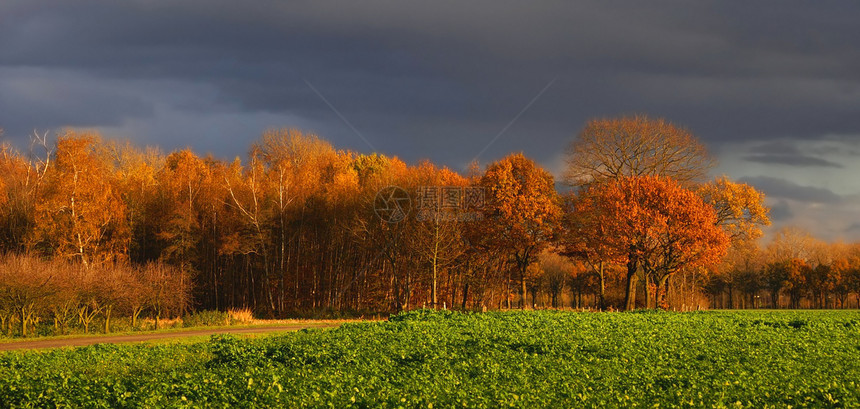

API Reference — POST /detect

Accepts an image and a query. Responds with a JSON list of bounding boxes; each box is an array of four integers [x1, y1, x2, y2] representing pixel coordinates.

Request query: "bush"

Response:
[[182, 310, 231, 328]]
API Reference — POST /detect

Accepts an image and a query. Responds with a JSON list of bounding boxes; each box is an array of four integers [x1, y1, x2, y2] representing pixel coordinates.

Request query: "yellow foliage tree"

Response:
[[31, 131, 129, 267], [698, 176, 771, 244]]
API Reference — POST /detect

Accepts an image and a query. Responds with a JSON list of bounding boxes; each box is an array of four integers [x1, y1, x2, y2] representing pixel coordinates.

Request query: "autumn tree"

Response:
[[694, 177, 770, 308], [829, 244, 858, 308], [346, 152, 431, 311], [242, 129, 362, 313], [784, 258, 812, 308], [763, 260, 790, 308], [94, 262, 132, 333], [31, 131, 129, 267], [110, 141, 164, 264], [566, 260, 597, 309], [251, 129, 306, 313], [336, 153, 395, 309], [222, 154, 275, 312], [697, 176, 770, 244], [844, 250, 860, 308], [458, 207, 510, 311], [766, 226, 815, 262], [158, 151, 203, 263], [577, 176, 729, 310], [564, 115, 715, 187], [479, 153, 561, 309], [704, 238, 762, 308], [73, 267, 104, 333], [563, 116, 722, 309], [409, 162, 468, 308], [46, 262, 78, 335], [0, 144, 39, 253], [124, 266, 148, 329], [559, 189, 627, 310]]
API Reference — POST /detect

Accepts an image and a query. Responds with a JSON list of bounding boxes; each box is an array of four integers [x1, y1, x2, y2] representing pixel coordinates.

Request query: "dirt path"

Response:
[[0, 323, 342, 351]]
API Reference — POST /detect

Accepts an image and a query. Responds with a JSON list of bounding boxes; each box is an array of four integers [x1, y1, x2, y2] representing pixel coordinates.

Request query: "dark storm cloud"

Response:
[[768, 200, 793, 222], [0, 67, 155, 133], [744, 154, 842, 168], [742, 141, 843, 167], [2, 0, 860, 167], [740, 176, 843, 204]]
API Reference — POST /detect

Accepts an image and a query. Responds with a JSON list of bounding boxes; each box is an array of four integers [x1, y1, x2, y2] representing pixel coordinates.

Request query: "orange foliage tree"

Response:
[[31, 131, 129, 267], [575, 176, 729, 310], [409, 161, 467, 308], [157, 150, 213, 272], [0, 144, 39, 252], [110, 142, 163, 263], [560, 186, 635, 310], [479, 153, 560, 309]]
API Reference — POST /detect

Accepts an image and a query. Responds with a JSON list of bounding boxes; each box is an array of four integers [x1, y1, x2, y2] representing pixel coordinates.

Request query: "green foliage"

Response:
[[387, 308, 461, 322], [2, 310, 860, 407]]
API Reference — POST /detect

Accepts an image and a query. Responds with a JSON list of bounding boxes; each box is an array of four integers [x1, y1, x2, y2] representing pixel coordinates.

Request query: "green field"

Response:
[[1, 310, 859, 408]]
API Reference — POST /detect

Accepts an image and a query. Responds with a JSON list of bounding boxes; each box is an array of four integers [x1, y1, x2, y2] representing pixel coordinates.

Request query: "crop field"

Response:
[[1, 310, 859, 408]]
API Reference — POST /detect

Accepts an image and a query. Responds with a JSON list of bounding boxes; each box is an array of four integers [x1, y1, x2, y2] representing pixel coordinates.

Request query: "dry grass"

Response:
[[227, 308, 254, 324]]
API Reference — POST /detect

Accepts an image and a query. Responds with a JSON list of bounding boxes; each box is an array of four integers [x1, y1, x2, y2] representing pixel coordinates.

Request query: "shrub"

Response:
[[182, 310, 231, 328]]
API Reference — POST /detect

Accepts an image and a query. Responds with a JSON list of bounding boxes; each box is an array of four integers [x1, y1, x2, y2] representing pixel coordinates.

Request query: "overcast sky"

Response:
[[2, 1, 859, 241]]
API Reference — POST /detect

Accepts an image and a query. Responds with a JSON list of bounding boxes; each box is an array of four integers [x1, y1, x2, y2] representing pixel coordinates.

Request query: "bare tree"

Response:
[[0, 254, 56, 336], [124, 266, 148, 330], [564, 115, 715, 187], [766, 226, 815, 263], [141, 262, 190, 329], [29, 129, 53, 183], [74, 267, 102, 334], [46, 262, 78, 335], [537, 250, 571, 308]]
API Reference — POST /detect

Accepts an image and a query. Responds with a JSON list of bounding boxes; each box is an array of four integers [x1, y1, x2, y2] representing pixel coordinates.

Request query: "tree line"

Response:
[[704, 226, 860, 309], [0, 116, 857, 325]]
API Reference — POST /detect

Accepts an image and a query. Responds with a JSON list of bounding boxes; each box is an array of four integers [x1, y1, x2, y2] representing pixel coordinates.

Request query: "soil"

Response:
[[0, 323, 341, 351]]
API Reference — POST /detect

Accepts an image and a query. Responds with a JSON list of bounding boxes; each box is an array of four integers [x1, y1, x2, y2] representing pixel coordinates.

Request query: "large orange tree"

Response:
[[479, 153, 560, 309], [576, 176, 729, 310]]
